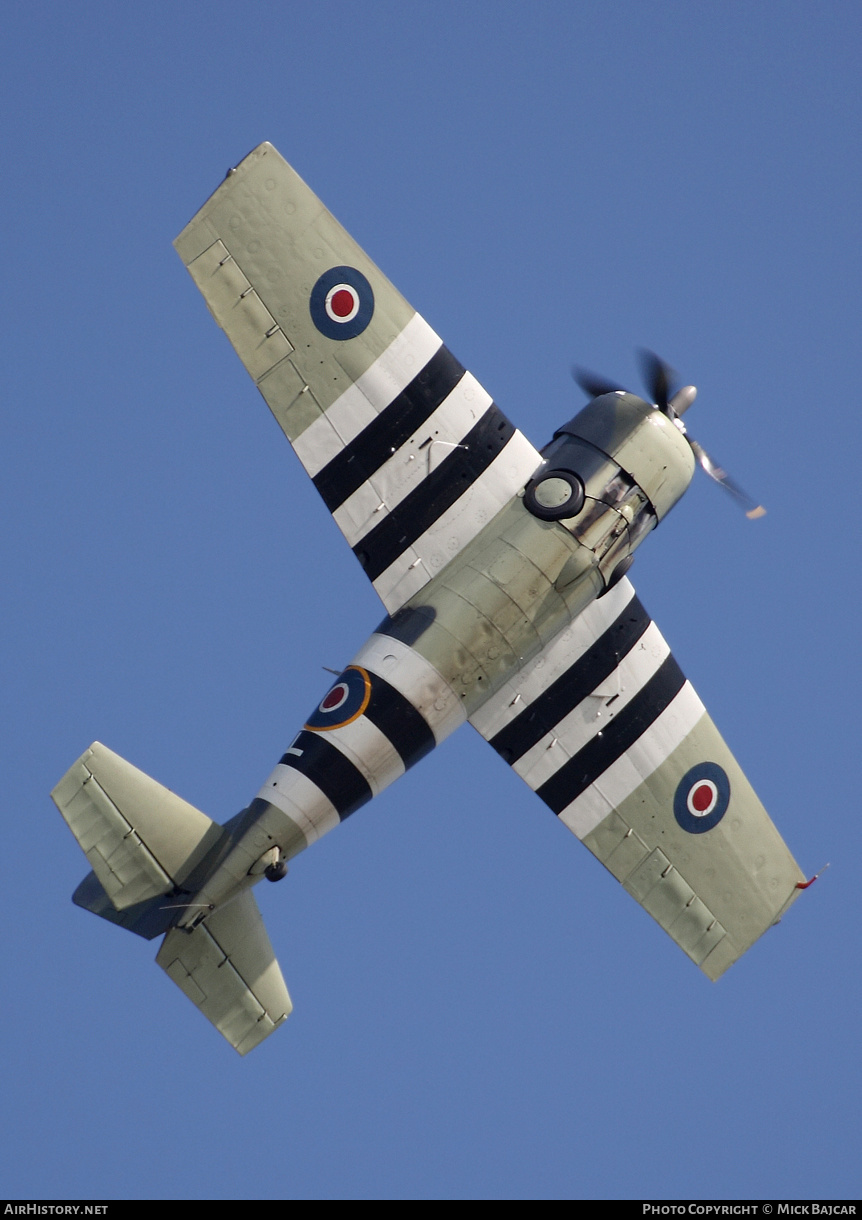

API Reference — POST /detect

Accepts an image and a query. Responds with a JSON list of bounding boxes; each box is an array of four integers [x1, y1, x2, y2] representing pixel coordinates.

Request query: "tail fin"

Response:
[[53, 742, 292, 1053]]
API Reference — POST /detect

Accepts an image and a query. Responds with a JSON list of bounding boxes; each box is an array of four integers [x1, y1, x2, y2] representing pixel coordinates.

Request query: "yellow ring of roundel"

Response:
[[304, 666, 372, 732]]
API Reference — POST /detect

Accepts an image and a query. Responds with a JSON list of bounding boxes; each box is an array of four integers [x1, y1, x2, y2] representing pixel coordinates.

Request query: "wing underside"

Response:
[[469, 579, 804, 978], [174, 143, 541, 613]]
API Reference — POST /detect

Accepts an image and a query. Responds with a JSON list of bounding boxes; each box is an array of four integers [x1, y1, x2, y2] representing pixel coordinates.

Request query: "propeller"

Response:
[[638, 348, 673, 414], [572, 350, 766, 519], [687, 439, 766, 519], [571, 367, 627, 399]]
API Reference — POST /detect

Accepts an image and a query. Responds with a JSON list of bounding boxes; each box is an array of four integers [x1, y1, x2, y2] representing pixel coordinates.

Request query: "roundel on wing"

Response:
[[309, 266, 374, 340], [673, 762, 731, 834], [304, 666, 372, 731]]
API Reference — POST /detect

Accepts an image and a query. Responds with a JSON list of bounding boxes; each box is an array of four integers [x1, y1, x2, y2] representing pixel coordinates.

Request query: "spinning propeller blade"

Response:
[[638, 348, 676, 415], [572, 367, 627, 399], [687, 439, 766, 519]]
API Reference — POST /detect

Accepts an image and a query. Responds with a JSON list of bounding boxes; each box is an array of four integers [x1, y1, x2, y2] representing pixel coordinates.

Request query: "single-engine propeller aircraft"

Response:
[[54, 143, 810, 1054]]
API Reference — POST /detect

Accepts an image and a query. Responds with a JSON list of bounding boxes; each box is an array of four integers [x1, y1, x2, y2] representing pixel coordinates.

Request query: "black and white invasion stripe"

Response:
[[350, 405, 516, 582], [291, 312, 541, 612], [259, 666, 438, 834], [279, 730, 374, 820], [470, 578, 706, 841], [311, 344, 467, 513], [487, 595, 653, 764], [360, 670, 437, 769]]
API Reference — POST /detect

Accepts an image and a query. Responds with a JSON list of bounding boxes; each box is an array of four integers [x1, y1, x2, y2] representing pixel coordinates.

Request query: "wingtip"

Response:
[[745, 506, 767, 520], [796, 862, 830, 890]]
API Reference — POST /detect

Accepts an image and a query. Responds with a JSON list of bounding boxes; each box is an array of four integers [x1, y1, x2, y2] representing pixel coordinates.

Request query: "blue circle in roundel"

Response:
[[309, 266, 374, 340], [673, 762, 731, 834]]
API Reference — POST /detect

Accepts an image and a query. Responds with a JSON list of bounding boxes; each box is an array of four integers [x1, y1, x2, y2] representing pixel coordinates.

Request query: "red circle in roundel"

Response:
[[329, 288, 355, 318], [321, 683, 349, 712], [691, 784, 714, 812], [686, 778, 718, 817], [324, 283, 359, 324]]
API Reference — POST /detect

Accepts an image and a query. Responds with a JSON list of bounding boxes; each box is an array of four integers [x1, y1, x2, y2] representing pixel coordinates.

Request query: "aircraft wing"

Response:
[[469, 578, 805, 978], [174, 143, 541, 614]]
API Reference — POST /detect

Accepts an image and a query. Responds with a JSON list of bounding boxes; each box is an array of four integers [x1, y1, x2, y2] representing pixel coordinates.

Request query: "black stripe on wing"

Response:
[[536, 655, 687, 815], [313, 346, 466, 512], [490, 598, 652, 764], [354, 404, 516, 582]]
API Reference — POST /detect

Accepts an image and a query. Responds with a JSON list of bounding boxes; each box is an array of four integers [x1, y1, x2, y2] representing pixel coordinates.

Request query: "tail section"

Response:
[[71, 869, 180, 941], [52, 742, 223, 909], [53, 742, 292, 1053], [157, 889, 291, 1054]]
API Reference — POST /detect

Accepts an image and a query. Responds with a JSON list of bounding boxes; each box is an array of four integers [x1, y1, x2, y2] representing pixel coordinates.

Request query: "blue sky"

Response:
[[3, 0, 860, 1201]]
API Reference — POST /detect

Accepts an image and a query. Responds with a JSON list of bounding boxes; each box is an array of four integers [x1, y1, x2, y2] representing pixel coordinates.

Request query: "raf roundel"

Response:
[[309, 265, 374, 340], [304, 666, 372, 731], [673, 762, 731, 834]]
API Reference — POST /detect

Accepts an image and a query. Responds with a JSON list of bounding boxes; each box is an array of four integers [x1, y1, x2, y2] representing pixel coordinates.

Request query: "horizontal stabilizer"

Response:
[[71, 869, 179, 940], [52, 742, 223, 910], [156, 890, 292, 1054]]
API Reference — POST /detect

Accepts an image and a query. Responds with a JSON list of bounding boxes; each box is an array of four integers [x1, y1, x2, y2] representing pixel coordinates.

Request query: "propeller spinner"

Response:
[[573, 351, 766, 519]]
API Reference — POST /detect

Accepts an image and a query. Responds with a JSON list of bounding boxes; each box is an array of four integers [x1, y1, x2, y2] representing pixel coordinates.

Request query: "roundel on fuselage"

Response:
[[309, 266, 374, 340], [304, 666, 372, 731]]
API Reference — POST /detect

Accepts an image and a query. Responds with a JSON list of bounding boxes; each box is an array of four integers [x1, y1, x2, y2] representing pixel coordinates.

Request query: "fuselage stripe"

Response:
[[362, 674, 437, 770], [312, 345, 466, 511], [489, 597, 652, 763], [279, 730, 373, 820], [354, 404, 516, 581], [536, 653, 687, 815]]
